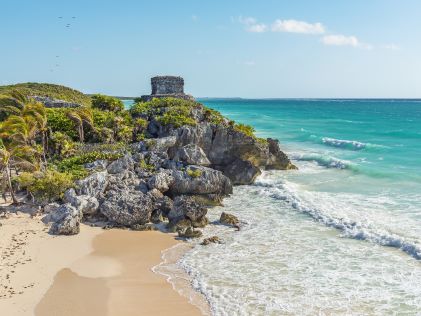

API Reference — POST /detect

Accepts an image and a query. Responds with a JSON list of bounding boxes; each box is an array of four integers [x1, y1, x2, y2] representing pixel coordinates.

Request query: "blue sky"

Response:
[[1, 0, 421, 98]]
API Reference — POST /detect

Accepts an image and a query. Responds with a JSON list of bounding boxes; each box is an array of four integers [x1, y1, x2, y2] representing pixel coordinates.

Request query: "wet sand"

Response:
[[35, 229, 208, 316], [0, 212, 209, 316]]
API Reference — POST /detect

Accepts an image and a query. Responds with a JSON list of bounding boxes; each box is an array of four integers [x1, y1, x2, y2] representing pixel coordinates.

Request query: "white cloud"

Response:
[[271, 19, 325, 34], [244, 61, 256, 66], [321, 34, 372, 49], [247, 23, 267, 33], [239, 16, 268, 33]]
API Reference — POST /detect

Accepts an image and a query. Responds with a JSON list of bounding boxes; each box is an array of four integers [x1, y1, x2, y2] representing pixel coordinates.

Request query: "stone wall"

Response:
[[141, 76, 194, 102], [151, 76, 184, 95]]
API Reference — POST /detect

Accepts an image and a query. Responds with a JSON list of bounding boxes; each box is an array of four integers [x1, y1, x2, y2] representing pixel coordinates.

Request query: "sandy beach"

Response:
[[0, 212, 209, 316]]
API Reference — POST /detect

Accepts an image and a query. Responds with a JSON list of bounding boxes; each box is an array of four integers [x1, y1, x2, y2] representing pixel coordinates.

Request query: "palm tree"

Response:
[[0, 139, 37, 204], [22, 101, 47, 162], [0, 90, 26, 121], [66, 107, 94, 143]]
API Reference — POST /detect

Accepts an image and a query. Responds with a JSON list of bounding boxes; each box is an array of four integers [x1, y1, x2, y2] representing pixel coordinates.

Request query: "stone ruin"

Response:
[[140, 76, 194, 102]]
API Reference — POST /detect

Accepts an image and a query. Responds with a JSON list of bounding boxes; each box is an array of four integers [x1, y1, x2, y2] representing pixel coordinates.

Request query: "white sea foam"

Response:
[[254, 177, 421, 260], [178, 170, 421, 315], [291, 152, 355, 170]]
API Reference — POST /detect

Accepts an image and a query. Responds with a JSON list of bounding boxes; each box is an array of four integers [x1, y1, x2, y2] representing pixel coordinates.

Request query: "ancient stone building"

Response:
[[141, 76, 194, 101]]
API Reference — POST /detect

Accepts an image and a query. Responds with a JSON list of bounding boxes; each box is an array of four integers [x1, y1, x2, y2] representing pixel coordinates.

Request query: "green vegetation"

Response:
[[0, 83, 91, 107], [0, 83, 268, 204], [92, 94, 124, 112], [16, 169, 74, 203], [187, 168, 202, 178], [56, 151, 123, 179], [131, 97, 199, 128], [138, 159, 155, 172]]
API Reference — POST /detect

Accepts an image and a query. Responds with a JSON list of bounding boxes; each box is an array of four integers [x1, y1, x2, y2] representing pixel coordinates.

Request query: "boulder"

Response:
[[64, 189, 99, 215], [178, 227, 202, 239], [168, 195, 207, 224], [173, 144, 210, 166], [220, 212, 239, 226], [221, 159, 261, 185], [75, 171, 108, 197], [169, 166, 232, 196], [201, 236, 222, 246], [266, 138, 297, 170], [48, 204, 82, 235], [100, 188, 153, 226], [147, 170, 174, 192], [107, 155, 134, 174]]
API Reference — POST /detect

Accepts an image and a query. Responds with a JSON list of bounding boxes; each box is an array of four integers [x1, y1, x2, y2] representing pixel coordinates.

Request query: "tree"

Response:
[[0, 90, 26, 121], [66, 107, 94, 143], [0, 139, 37, 204], [91, 94, 124, 112]]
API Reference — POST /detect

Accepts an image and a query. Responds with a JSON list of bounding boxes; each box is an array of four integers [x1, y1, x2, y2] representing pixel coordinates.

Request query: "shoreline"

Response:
[[0, 213, 210, 315]]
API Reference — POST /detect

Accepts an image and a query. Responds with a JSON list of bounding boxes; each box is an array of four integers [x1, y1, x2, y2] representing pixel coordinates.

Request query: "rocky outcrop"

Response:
[[169, 166, 232, 196], [107, 155, 134, 174], [221, 159, 261, 185], [220, 212, 239, 226], [168, 195, 207, 226], [75, 171, 108, 197], [201, 236, 223, 245], [64, 188, 99, 215], [33, 96, 80, 108], [147, 170, 174, 192], [173, 144, 210, 166], [47, 204, 82, 235], [100, 188, 153, 226]]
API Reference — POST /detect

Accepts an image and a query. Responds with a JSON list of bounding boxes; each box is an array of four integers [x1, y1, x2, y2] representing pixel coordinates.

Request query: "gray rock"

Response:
[[100, 189, 153, 226], [220, 212, 240, 226], [178, 227, 202, 239], [221, 159, 262, 185], [147, 170, 174, 192], [48, 204, 82, 235], [107, 155, 134, 174], [173, 144, 210, 166], [169, 166, 232, 196], [147, 136, 177, 152], [84, 159, 108, 171], [43, 203, 60, 214], [168, 195, 207, 224], [75, 171, 108, 197], [64, 189, 99, 215]]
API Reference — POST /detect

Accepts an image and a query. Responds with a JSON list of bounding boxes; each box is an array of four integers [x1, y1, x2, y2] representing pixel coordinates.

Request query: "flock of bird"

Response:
[[50, 16, 77, 72]]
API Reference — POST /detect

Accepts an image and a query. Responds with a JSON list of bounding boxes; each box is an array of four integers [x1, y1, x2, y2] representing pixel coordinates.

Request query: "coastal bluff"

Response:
[[1, 77, 296, 239]]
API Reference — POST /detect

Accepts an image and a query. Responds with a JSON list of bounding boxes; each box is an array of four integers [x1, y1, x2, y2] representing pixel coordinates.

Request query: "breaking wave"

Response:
[[254, 179, 421, 260], [292, 153, 356, 170]]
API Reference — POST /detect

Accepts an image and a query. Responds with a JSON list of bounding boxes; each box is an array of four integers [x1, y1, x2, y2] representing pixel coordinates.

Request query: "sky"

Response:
[[1, 0, 421, 98]]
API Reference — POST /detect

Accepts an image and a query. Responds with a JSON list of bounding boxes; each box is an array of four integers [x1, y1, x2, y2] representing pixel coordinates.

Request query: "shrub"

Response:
[[203, 107, 225, 125], [91, 94, 124, 112], [138, 159, 155, 172], [187, 168, 202, 178], [46, 108, 78, 140], [91, 109, 133, 143], [56, 151, 123, 179], [157, 106, 196, 128], [16, 169, 74, 203], [50, 132, 77, 157], [234, 123, 255, 137]]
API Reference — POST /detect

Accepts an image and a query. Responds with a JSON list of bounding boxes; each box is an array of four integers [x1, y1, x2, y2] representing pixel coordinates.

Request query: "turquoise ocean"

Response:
[[127, 99, 421, 315]]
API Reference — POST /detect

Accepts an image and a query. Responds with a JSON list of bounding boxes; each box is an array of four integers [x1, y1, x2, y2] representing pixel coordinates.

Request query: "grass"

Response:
[[0, 82, 92, 106]]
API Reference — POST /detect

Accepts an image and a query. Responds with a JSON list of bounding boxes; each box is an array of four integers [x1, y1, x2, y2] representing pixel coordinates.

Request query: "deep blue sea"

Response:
[[126, 99, 421, 315]]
